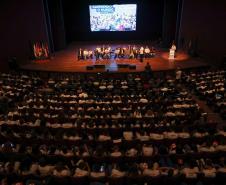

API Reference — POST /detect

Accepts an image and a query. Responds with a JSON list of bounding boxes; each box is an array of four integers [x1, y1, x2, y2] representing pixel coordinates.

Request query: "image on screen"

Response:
[[89, 4, 137, 32]]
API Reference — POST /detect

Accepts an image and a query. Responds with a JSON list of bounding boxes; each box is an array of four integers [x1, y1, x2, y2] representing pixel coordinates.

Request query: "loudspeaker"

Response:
[[118, 64, 129, 68], [129, 65, 136, 69], [86, 66, 94, 70], [94, 65, 105, 69]]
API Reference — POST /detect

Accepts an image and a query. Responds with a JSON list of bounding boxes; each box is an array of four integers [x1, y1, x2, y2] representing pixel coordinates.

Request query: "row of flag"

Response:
[[33, 42, 49, 59]]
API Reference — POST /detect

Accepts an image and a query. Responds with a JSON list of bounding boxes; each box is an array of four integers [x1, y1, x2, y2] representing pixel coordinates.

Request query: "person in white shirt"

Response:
[[139, 47, 144, 62], [83, 49, 89, 60], [78, 48, 83, 60], [144, 46, 150, 58]]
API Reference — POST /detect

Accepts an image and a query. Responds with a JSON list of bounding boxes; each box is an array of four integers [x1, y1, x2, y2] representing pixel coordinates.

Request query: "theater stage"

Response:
[[21, 42, 209, 73]]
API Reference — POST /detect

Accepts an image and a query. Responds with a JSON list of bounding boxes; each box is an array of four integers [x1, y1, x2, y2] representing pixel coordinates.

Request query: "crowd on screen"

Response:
[[77, 45, 156, 61], [90, 13, 136, 31], [0, 69, 226, 185]]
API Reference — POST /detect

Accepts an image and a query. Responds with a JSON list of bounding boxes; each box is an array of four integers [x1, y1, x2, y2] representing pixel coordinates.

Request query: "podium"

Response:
[[169, 44, 176, 59], [169, 49, 175, 59]]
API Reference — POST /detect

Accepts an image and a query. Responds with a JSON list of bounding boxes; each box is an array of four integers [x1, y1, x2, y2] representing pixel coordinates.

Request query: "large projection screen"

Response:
[[89, 4, 137, 32]]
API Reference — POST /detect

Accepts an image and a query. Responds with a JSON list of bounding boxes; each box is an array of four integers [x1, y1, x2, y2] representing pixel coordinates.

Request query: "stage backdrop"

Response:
[[62, 0, 164, 42]]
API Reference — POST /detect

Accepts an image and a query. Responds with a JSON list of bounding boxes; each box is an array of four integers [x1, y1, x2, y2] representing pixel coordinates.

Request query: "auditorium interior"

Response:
[[0, 0, 226, 185]]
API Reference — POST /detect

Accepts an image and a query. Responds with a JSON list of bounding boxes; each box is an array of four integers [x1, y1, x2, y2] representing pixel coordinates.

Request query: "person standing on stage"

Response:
[[144, 46, 150, 58], [104, 46, 110, 59], [129, 45, 134, 59], [150, 46, 155, 57], [100, 46, 105, 59], [139, 46, 144, 62], [78, 48, 83, 60], [83, 49, 88, 60], [133, 45, 138, 59], [128, 45, 132, 54], [95, 46, 101, 61], [88, 50, 93, 59], [124, 46, 129, 58], [114, 47, 120, 59], [107, 46, 111, 59], [119, 47, 124, 58]]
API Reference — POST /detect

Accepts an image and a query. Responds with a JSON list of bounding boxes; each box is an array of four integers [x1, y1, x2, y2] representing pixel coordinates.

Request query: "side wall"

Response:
[[0, 0, 49, 70], [180, 0, 226, 64]]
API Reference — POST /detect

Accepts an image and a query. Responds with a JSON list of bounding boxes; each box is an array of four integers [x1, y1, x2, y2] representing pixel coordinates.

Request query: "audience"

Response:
[[184, 70, 226, 119], [0, 70, 225, 185]]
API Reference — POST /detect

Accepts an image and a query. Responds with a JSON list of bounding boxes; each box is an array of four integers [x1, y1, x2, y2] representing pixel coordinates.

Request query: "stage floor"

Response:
[[21, 42, 209, 73]]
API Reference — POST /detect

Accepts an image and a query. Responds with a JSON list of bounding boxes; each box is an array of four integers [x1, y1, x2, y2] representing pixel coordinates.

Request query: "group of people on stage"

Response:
[[78, 48, 94, 60], [77, 45, 156, 61]]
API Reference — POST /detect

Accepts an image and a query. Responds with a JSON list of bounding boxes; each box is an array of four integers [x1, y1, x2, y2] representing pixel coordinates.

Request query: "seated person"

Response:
[[127, 163, 141, 176], [141, 162, 160, 177], [216, 157, 226, 173], [126, 147, 138, 157], [98, 132, 111, 141], [149, 132, 164, 140], [123, 131, 133, 141], [37, 158, 54, 176], [53, 162, 71, 177], [202, 159, 216, 178], [181, 160, 199, 178], [93, 145, 108, 158], [142, 144, 154, 156], [136, 131, 150, 141], [110, 145, 122, 157], [74, 160, 90, 177], [90, 163, 106, 178], [110, 163, 126, 177]]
